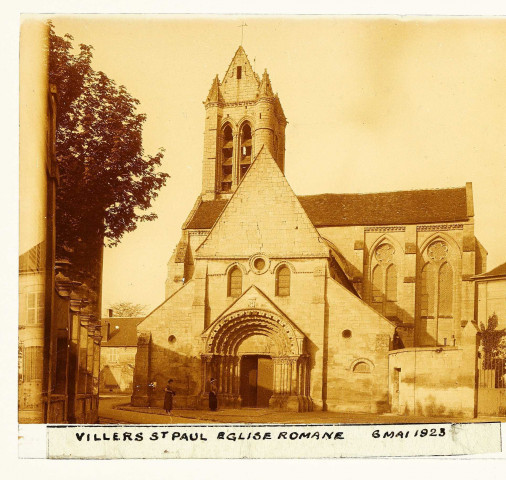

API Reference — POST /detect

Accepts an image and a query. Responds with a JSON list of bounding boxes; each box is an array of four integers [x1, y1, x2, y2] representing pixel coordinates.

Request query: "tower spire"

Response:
[[201, 46, 286, 200]]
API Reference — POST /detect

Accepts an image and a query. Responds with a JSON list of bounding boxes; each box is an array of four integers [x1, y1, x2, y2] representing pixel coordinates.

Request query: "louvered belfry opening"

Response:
[[221, 124, 233, 192], [239, 123, 252, 180]]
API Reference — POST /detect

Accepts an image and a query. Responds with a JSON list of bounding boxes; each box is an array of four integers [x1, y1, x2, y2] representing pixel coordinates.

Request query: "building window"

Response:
[[228, 266, 242, 298], [239, 123, 252, 180], [420, 262, 435, 317], [386, 264, 398, 302], [438, 262, 453, 317], [108, 349, 119, 363], [221, 124, 233, 192], [371, 265, 383, 305], [23, 346, 43, 382], [385, 264, 398, 317], [370, 243, 398, 320], [276, 266, 291, 296], [417, 239, 455, 346], [26, 290, 44, 324], [353, 362, 371, 373], [237, 66, 242, 79]]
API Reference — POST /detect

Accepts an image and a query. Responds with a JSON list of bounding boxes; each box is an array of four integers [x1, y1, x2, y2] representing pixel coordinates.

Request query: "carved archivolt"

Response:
[[202, 309, 305, 356]]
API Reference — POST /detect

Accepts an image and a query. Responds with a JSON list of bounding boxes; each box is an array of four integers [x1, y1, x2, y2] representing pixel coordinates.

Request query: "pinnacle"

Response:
[[205, 74, 222, 103], [258, 69, 274, 98]]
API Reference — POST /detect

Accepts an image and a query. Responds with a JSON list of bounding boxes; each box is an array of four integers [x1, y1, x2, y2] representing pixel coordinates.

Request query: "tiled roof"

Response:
[[186, 199, 228, 229], [298, 187, 468, 227], [475, 262, 506, 279], [185, 187, 469, 230], [101, 317, 143, 347]]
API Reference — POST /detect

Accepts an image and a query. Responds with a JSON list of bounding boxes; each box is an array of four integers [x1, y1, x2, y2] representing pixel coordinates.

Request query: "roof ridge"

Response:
[[474, 261, 506, 278], [297, 185, 466, 197], [194, 146, 267, 253]]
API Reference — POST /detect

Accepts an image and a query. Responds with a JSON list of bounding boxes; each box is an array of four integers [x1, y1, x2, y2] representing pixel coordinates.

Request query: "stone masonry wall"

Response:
[[136, 281, 202, 408], [325, 278, 396, 413]]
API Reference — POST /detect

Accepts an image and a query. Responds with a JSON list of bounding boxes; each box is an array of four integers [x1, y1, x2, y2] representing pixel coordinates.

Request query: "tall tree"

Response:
[[49, 23, 169, 311], [479, 313, 506, 369]]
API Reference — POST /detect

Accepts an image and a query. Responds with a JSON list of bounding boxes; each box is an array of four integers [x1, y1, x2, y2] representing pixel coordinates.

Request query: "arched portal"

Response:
[[200, 309, 311, 411]]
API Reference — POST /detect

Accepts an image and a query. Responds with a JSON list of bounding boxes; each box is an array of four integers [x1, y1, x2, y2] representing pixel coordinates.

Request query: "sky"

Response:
[[49, 15, 506, 315]]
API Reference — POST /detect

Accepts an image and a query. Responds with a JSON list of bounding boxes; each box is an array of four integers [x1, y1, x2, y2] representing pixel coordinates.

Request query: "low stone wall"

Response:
[[388, 345, 477, 417]]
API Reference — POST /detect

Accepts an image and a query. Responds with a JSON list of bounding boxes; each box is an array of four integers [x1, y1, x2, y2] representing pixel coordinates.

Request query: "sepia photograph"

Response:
[[17, 12, 506, 458]]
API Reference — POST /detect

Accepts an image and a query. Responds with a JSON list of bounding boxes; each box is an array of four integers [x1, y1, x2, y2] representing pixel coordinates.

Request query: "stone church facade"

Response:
[[132, 46, 487, 417]]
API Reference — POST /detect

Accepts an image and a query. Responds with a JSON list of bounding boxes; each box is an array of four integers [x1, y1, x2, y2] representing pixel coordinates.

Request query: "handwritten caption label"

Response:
[[47, 423, 501, 459]]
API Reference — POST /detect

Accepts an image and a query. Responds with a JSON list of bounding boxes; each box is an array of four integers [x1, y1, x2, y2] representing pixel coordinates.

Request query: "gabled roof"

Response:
[[195, 147, 328, 258], [210, 284, 293, 328], [186, 186, 469, 230], [298, 187, 469, 227], [101, 317, 143, 347], [474, 262, 506, 279]]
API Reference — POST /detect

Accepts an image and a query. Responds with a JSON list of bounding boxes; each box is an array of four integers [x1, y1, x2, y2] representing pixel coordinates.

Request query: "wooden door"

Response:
[[240, 356, 257, 407], [256, 357, 273, 407]]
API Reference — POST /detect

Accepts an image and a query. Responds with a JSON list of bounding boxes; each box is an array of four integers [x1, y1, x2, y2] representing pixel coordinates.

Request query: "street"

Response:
[[98, 395, 502, 425]]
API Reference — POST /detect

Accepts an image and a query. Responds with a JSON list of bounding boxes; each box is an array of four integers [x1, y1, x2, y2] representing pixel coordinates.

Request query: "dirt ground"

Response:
[[98, 395, 503, 425]]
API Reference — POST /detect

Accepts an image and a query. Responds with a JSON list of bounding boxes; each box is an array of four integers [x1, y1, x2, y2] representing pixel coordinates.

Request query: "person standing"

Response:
[[164, 379, 176, 415], [209, 377, 218, 411]]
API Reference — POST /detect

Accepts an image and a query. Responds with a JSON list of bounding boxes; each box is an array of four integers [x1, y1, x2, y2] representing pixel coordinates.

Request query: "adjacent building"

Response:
[[474, 262, 506, 416], [100, 316, 142, 394], [19, 20, 101, 424]]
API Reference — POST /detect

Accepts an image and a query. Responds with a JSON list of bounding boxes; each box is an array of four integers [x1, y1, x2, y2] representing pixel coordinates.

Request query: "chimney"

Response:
[[101, 321, 111, 342]]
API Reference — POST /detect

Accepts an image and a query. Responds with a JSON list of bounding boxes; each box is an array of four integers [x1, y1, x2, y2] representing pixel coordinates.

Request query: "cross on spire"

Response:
[[238, 21, 248, 45]]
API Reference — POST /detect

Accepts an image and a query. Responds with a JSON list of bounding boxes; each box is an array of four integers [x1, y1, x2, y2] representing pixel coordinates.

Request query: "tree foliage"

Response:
[[479, 313, 506, 368], [48, 23, 169, 289], [108, 302, 148, 317]]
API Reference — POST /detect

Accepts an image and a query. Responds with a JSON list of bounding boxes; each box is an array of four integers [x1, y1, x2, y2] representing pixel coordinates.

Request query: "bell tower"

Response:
[[201, 46, 287, 201]]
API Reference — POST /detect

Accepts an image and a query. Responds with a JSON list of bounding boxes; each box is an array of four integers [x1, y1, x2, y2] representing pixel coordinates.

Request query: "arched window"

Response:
[[420, 262, 435, 317], [276, 266, 291, 296], [353, 362, 371, 373], [228, 266, 242, 298], [221, 124, 233, 192], [371, 265, 383, 306], [385, 264, 397, 302], [417, 240, 455, 346], [438, 262, 453, 317], [385, 264, 398, 317], [239, 123, 252, 180], [370, 242, 399, 320]]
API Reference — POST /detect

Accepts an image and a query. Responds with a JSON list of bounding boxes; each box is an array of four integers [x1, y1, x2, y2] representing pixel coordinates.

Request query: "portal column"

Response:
[[217, 355, 224, 393], [269, 357, 285, 409], [223, 355, 232, 406], [289, 357, 298, 395], [233, 356, 241, 407]]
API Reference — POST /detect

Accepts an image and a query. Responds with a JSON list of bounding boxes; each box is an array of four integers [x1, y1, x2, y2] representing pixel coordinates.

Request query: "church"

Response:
[[131, 46, 488, 417]]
